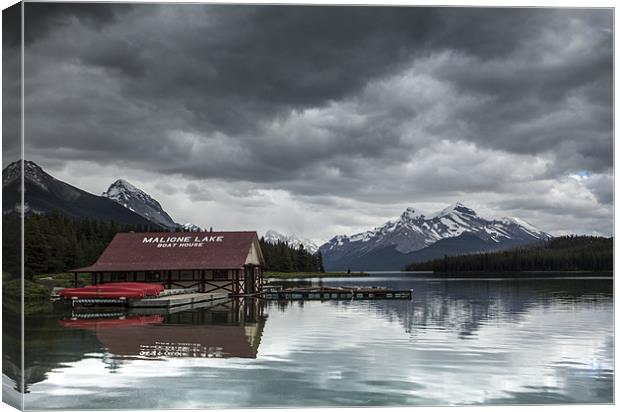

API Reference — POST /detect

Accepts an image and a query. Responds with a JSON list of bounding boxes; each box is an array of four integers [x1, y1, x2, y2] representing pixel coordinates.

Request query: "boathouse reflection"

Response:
[[61, 298, 266, 359]]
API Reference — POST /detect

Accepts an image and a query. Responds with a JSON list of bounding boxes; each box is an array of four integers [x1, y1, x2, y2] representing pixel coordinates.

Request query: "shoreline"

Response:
[[399, 270, 613, 278], [264, 271, 369, 279], [264, 270, 613, 279]]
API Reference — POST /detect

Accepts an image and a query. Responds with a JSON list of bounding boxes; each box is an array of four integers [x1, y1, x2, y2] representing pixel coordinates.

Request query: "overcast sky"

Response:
[[4, 4, 613, 241]]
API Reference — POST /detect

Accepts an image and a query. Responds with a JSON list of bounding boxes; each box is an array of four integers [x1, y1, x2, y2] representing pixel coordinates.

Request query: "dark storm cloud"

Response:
[[23, 4, 444, 165], [20, 4, 613, 235], [2, 2, 22, 167], [425, 9, 613, 173], [114, 5, 444, 134], [2, 2, 21, 48], [23, 2, 133, 44]]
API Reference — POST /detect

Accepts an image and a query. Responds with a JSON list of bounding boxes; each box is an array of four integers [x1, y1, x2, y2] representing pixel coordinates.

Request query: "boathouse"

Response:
[[70, 231, 265, 295]]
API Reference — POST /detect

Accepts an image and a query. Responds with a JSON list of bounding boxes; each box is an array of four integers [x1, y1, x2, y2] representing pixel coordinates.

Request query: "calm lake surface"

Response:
[[4, 274, 614, 409]]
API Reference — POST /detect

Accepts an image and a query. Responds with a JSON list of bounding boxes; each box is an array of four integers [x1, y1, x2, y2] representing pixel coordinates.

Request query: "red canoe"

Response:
[[85, 282, 164, 296], [59, 288, 147, 299], [59, 282, 165, 299]]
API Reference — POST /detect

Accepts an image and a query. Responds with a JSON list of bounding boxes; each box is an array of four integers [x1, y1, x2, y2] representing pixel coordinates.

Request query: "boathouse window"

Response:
[[146, 272, 161, 281], [111, 273, 127, 281], [213, 270, 228, 280], [180, 270, 194, 281]]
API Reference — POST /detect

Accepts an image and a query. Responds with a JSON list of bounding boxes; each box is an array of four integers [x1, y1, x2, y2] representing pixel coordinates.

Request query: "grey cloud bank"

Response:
[[8, 4, 613, 239]]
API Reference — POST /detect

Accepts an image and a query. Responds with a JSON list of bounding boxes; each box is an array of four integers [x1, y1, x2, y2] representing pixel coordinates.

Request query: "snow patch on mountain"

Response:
[[263, 230, 320, 254], [182, 223, 203, 232]]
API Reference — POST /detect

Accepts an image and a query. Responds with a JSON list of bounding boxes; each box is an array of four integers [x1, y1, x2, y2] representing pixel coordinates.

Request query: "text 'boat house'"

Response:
[[70, 231, 265, 295]]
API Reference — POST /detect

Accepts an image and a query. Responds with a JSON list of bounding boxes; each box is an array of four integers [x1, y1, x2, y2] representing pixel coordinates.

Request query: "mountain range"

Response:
[[2, 160, 201, 231], [3, 160, 551, 270], [2, 160, 157, 227], [319, 203, 551, 271]]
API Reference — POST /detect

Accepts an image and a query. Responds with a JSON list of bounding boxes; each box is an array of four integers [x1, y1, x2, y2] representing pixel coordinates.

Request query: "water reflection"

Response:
[[60, 299, 266, 360], [2, 307, 23, 401], [5, 298, 266, 395], [5, 277, 613, 408], [272, 277, 613, 338]]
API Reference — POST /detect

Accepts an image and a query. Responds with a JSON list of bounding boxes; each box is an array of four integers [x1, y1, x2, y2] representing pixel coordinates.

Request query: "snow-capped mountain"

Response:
[[2, 160, 158, 227], [263, 230, 319, 254], [3, 160, 64, 214], [102, 179, 180, 229], [3, 160, 50, 192], [319, 202, 551, 271], [182, 223, 203, 232], [102, 179, 204, 231]]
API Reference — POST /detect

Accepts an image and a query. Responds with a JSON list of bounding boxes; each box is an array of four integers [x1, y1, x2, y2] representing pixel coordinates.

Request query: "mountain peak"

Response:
[[433, 201, 477, 218], [106, 179, 142, 197], [3, 159, 54, 190], [400, 207, 426, 220], [103, 179, 179, 229]]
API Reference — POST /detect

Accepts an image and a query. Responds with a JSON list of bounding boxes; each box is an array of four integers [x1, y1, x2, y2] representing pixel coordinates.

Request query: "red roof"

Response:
[[71, 231, 261, 272]]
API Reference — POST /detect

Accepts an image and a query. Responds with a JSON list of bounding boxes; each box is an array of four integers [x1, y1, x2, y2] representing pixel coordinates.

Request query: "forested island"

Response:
[[405, 235, 612, 275]]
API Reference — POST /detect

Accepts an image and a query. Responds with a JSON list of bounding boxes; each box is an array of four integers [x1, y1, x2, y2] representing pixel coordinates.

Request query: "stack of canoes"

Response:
[[59, 282, 165, 300]]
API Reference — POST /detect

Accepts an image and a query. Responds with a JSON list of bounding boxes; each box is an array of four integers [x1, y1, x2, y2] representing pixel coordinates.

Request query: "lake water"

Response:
[[3, 274, 614, 409]]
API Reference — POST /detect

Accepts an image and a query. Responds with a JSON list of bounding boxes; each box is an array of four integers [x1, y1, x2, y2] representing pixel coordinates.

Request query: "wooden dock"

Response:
[[128, 292, 228, 308], [65, 291, 229, 308]]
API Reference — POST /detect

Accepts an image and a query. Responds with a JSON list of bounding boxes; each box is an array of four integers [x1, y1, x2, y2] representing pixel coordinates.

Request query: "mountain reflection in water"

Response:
[[2, 276, 613, 409]]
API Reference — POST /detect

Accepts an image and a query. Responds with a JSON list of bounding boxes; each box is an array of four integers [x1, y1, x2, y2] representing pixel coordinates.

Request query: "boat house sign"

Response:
[[142, 235, 225, 248]]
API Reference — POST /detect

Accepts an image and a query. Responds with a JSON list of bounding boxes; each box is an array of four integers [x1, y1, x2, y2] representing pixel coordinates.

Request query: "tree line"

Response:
[[405, 235, 613, 273], [2, 212, 326, 279], [259, 238, 325, 273], [3, 213, 161, 280]]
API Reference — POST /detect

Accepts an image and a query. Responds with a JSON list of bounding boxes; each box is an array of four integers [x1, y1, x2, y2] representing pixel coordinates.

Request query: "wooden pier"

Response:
[[261, 287, 412, 301], [60, 285, 412, 310]]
